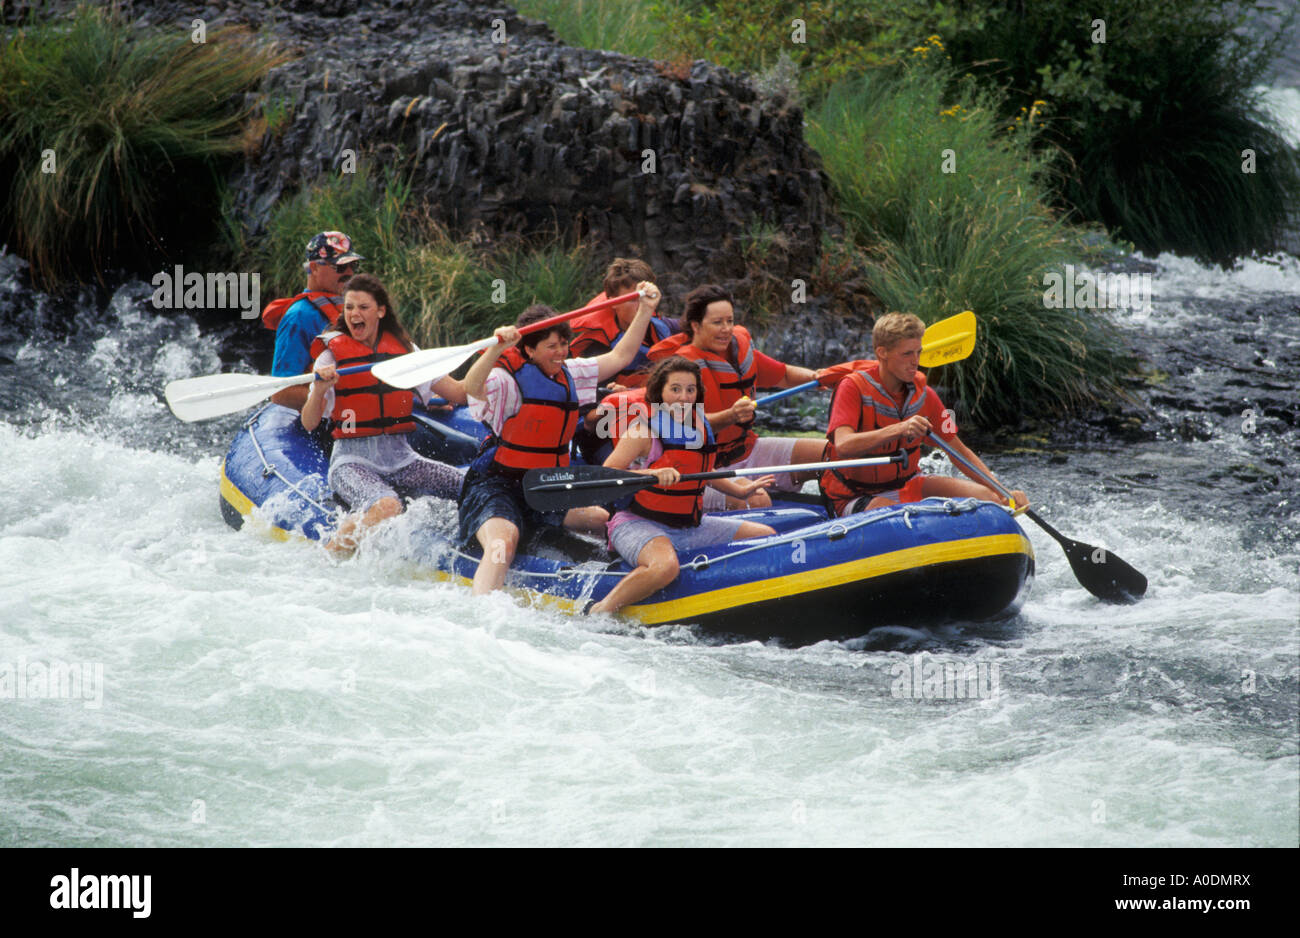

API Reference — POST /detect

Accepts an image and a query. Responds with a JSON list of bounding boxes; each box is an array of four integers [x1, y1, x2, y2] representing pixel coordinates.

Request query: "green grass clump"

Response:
[[512, 0, 677, 58], [809, 64, 1127, 426], [942, 0, 1300, 265], [251, 163, 601, 348], [0, 4, 285, 286]]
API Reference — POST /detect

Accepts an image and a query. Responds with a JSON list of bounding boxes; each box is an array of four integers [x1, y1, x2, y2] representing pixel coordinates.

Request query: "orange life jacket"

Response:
[[647, 326, 757, 466], [472, 346, 580, 479], [819, 360, 932, 513], [628, 410, 717, 528], [322, 331, 415, 439], [262, 291, 343, 332], [570, 294, 676, 385], [591, 387, 649, 452]]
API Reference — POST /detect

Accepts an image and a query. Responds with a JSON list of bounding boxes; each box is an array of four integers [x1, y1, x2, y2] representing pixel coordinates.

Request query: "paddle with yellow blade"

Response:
[[164, 291, 641, 422], [751, 310, 976, 407]]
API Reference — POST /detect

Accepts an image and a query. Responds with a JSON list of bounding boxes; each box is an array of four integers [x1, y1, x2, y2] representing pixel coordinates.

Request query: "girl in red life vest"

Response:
[[459, 284, 664, 596], [819, 312, 1029, 515], [588, 357, 777, 615], [645, 284, 826, 511], [301, 275, 465, 552]]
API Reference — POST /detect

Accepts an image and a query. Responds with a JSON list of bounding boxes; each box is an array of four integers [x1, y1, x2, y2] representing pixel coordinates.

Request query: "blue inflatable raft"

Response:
[[218, 404, 1034, 642]]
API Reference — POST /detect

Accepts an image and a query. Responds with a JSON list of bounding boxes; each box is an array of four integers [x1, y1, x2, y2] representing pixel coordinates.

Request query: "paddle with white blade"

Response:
[[371, 290, 643, 390], [164, 291, 642, 422], [164, 365, 374, 423], [522, 453, 907, 513]]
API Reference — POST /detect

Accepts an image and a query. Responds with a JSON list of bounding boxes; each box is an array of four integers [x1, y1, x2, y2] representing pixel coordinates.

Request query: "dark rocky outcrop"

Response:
[[111, 1, 838, 317]]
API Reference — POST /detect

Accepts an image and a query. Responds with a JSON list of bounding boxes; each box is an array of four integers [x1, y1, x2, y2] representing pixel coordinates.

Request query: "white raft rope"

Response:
[[246, 406, 341, 522]]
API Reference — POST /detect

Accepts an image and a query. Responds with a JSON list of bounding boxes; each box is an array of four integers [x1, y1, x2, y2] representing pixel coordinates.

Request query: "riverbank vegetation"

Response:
[[521, 0, 1295, 422], [5, 1, 1294, 426], [247, 163, 600, 348], [809, 62, 1126, 424], [942, 0, 1300, 265], [0, 4, 284, 287]]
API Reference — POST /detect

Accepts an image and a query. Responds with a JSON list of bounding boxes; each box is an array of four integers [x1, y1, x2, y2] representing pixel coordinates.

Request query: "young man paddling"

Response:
[[569, 257, 678, 387], [459, 284, 664, 595], [820, 313, 1028, 514]]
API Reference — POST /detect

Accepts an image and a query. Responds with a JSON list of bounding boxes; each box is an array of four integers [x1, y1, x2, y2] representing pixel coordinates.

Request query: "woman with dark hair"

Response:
[[588, 356, 776, 615], [647, 284, 826, 509], [459, 283, 663, 595], [301, 274, 465, 552]]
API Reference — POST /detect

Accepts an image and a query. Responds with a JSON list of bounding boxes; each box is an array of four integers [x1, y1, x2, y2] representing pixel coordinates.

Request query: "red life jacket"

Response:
[[262, 291, 343, 332], [647, 326, 757, 466], [819, 360, 933, 513], [570, 294, 676, 386], [473, 346, 580, 479], [322, 331, 416, 439], [628, 410, 717, 528]]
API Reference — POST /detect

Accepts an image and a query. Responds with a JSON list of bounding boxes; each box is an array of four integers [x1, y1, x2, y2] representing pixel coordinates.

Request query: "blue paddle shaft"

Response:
[[753, 380, 819, 407]]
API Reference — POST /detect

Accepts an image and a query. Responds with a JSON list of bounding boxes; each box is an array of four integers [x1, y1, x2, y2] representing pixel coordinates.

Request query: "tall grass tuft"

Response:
[[810, 64, 1128, 426], [251, 163, 601, 348], [0, 4, 285, 287]]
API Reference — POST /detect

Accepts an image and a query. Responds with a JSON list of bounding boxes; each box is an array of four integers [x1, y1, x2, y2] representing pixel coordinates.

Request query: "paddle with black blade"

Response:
[[925, 434, 1148, 603], [523, 453, 907, 513]]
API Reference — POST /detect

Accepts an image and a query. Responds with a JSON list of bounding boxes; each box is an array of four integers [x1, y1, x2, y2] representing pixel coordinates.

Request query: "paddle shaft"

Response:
[[529, 453, 905, 494], [925, 433, 1147, 601], [370, 290, 644, 390]]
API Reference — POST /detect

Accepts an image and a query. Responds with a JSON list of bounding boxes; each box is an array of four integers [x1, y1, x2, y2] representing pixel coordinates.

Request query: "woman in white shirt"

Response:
[[459, 284, 662, 594]]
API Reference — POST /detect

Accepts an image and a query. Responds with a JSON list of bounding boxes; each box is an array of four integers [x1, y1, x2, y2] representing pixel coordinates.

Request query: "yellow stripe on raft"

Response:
[[618, 533, 1034, 624], [219, 459, 298, 543]]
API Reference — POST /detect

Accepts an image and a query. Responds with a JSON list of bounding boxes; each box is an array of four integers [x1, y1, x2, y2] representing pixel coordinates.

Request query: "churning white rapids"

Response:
[[0, 252, 1295, 847]]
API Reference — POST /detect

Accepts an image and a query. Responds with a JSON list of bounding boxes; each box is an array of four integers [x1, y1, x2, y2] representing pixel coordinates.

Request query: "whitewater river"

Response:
[[0, 243, 1295, 847]]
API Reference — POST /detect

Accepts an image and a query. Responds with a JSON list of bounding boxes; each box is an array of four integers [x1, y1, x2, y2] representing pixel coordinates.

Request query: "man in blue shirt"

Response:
[[268, 231, 364, 410]]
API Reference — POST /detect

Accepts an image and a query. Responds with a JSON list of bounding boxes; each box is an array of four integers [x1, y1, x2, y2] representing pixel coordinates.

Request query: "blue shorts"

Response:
[[607, 511, 750, 567], [456, 468, 566, 547]]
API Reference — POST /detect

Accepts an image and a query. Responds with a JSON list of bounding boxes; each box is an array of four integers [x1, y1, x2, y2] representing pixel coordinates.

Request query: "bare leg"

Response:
[[563, 505, 610, 533], [864, 475, 1007, 511], [589, 536, 680, 615], [790, 437, 828, 484], [919, 475, 1007, 503], [473, 517, 520, 594], [327, 496, 403, 553], [732, 521, 775, 540]]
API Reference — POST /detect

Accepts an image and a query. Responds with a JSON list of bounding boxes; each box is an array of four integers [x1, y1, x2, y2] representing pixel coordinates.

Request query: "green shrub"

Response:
[[942, 0, 1300, 264], [809, 63, 1128, 425], [0, 4, 285, 286], [650, 0, 962, 102]]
